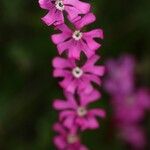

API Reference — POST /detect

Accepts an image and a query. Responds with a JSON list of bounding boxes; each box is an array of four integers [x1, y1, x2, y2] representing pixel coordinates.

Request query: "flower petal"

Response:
[[51, 32, 71, 44], [53, 123, 66, 135], [75, 13, 96, 29], [53, 99, 74, 110], [84, 29, 104, 39], [53, 57, 75, 68], [42, 9, 63, 26], [64, 0, 90, 14], [57, 39, 73, 55], [53, 136, 66, 149], [63, 115, 75, 128], [60, 110, 75, 121], [89, 108, 106, 118], [39, 0, 52, 9], [80, 90, 101, 106], [87, 117, 99, 129]]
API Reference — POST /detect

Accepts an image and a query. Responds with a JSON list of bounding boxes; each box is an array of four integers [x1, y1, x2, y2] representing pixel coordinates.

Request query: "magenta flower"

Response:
[[39, 0, 90, 26], [53, 90, 106, 130], [119, 125, 146, 149], [135, 88, 150, 110], [51, 13, 104, 59], [53, 123, 88, 150], [39, 0, 105, 149], [105, 55, 135, 96], [105, 54, 150, 149], [53, 55, 105, 94], [112, 89, 150, 124], [105, 55, 150, 123]]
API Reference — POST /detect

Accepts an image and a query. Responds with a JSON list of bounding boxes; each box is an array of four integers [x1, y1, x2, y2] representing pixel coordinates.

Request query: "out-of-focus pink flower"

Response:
[[104, 54, 150, 149], [53, 123, 88, 150], [39, 0, 90, 26], [53, 55, 105, 94], [53, 90, 106, 130], [135, 88, 150, 110], [118, 125, 146, 149], [51, 13, 104, 59], [105, 55, 135, 96], [112, 88, 150, 123]]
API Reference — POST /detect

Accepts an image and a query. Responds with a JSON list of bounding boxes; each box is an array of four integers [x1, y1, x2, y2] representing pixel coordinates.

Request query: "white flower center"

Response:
[[67, 134, 79, 144], [77, 107, 87, 117], [72, 67, 83, 78], [72, 30, 83, 41], [55, 0, 65, 11]]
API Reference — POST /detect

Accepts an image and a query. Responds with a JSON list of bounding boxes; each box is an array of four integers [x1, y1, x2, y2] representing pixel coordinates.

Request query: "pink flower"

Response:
[[53, 55, 105, 94], [53, 123, 88, 150], [39, 0, 106, 149], [105, 55, 150, 124], [53, 90, 106, 130], [119, 125, 146, 149], [135, 88, 150, 111], [39, 0, 90, 26], [112, 89, 150, 124], [51, 13, 104, 59], [105, 54, 150, 149], [105, 55, 135, 96]]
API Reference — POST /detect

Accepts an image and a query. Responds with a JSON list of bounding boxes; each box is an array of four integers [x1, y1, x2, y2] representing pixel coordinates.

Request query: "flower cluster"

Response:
[[104, 55, 150, 149], [39, 0, 105, 149]]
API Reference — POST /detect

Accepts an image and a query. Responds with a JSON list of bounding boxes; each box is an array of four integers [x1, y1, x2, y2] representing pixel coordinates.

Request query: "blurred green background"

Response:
[[0, 0, 150, 150]]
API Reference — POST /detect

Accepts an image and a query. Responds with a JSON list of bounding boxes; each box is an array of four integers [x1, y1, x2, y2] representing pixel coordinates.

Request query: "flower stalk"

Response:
[[39, 0, 105, 149]]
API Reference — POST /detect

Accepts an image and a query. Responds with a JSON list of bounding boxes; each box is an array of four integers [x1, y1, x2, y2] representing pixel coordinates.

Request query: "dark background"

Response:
[[0, 0, 150, 149]]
